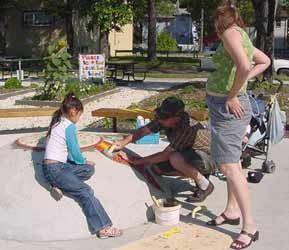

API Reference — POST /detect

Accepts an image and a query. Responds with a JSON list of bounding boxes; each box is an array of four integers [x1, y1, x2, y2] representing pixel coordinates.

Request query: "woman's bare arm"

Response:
[[247, 47, 271, 79]]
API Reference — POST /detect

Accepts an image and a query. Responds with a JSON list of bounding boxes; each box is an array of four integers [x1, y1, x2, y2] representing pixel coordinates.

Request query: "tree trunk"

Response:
[[252, 0, 268, 51], [99, 31, 109, 59], [147, 0, 157, 61], [263, 0, 278, 81], [0, 16, 6, 55], [65, 0, 74, 55]]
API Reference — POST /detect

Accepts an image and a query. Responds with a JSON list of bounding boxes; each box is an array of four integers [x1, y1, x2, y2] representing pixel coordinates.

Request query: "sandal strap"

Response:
[[220, 212, 229, 221], [240, 230, 255, 239]]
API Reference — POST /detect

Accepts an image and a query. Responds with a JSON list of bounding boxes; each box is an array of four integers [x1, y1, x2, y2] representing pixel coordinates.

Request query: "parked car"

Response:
[[274, 59, 289, 76], [199, 57, 289, 75]]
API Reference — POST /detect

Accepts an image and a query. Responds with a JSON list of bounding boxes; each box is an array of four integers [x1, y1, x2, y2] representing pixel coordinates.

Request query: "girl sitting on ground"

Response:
[[42, 92, 122, 239]]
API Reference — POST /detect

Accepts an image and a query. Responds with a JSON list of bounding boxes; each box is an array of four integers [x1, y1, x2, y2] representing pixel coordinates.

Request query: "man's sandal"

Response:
[[230, 230, 259, 249], [207, 212, 240, 226], [97, 226, 123, 239]]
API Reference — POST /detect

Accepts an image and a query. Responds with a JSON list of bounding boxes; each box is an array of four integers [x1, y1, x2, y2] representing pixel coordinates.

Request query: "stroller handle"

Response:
[[275, 78, 283, 93]]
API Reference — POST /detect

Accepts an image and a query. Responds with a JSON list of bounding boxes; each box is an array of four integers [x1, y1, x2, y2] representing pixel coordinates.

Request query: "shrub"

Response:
[[156, 32, 178, 52], [35, 39, 72, 100], [4, 78, 22, 89]]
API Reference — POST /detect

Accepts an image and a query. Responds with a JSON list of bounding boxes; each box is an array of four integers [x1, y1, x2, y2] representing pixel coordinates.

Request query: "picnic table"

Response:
[[107, 60, 147, 81], [0, 58, 43, 80], [91, 108, 154, 132], [91, 108, 209, 132]]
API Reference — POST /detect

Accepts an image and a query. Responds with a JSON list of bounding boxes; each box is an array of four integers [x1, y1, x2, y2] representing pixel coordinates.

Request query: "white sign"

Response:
[[79, 54, 105, 80]]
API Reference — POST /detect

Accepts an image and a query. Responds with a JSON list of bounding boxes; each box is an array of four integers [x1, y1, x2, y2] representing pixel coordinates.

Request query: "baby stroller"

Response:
[[241, 80, 286, 173]]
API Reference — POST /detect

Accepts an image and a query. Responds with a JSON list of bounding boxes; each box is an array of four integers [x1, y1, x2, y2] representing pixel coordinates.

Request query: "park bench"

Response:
[[0, 108, 57, 118], [122, 68, 148, 81], [91, 108, 208, 132]]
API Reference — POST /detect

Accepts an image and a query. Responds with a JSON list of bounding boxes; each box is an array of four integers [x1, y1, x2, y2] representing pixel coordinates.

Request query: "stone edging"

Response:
[[0, 89, 35, 100], [15, 88, 121, 107]]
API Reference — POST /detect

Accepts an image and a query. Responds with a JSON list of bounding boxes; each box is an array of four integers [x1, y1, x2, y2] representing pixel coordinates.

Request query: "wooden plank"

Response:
[[91, 108, 154, 119], [0, 108, 57, 118]]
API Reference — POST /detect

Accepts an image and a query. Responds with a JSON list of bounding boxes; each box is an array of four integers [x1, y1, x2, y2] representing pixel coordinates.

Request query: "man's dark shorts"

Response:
[[155, 148, 212, 176]]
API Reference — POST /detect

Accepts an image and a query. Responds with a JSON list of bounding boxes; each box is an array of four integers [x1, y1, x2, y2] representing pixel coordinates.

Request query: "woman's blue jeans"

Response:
[[42, 161, 112, 233]]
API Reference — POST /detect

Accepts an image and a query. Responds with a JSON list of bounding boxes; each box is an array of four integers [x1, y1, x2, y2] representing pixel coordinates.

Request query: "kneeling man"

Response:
[[113, 97, 214, 203]]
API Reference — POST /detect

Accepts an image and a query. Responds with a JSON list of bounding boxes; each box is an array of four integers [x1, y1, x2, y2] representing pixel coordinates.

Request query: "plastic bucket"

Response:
[[153, 199, 181, 226]]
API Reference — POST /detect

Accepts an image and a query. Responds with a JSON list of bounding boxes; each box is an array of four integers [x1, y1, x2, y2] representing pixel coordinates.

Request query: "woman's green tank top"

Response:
[[206, 26, 254, 95]]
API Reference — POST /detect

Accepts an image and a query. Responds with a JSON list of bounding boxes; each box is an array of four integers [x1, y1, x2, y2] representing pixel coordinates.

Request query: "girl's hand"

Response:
[[86, 160, 95, 166], [225, 96, 245, 119]]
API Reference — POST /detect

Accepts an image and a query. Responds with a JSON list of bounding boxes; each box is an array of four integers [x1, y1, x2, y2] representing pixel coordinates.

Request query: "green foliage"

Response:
[[4, 78, 22, 89], [33, 77, 115, 101], [80, 0, 132, 33], [128, 0, 175, 21], [156, 0, 175, 16], [36, 39, 72, 100], [64, 80, 82, 98], [237, 0, 255, 26], [156, 32, 178, 51], [181, 0, 255, 36]]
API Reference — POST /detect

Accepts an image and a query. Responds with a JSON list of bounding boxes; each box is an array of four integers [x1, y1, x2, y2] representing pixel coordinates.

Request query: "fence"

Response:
[[115, 49, 199, 58], [0, 58, 44, 80]]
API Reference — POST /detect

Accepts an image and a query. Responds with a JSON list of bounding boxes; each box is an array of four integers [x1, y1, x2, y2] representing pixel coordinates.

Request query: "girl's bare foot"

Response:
[[50, 186, 63, 201], [97, 226, 123, 239]]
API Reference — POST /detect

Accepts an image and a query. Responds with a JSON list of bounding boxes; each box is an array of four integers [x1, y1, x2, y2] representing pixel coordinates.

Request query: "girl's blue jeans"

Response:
[[42, 161, 112, 233]]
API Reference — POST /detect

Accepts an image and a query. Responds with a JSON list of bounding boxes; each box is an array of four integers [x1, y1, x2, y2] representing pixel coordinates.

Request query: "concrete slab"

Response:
[[0, 135, 288, 250], [0, 133, 171, 241]]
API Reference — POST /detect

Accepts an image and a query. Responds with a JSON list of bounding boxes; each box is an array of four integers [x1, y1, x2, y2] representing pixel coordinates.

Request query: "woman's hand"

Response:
[[112, 140, 126, 151], [225, 96, 245, 119], [118, 152, 143, 165]]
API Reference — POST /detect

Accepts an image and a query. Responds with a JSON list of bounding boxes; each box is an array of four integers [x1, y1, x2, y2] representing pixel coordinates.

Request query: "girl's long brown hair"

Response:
[[215, 0, 245, 35], [47, 92, 83, 137]]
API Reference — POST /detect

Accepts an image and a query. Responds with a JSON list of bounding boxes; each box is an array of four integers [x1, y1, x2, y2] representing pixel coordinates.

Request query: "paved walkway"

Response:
[[0, 134, 288, 250]]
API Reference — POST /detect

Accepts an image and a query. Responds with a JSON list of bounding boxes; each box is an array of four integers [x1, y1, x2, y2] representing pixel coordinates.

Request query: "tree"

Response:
[[44, 0, 80, 55], [128, 0, 175, 50], [236, 0, 255, 26], [80, 0, 132, 57], [181, 0, 222, 37], [148, 0, 157, 61], [0, 0, 26, 54], [251, 0, 279, 81]]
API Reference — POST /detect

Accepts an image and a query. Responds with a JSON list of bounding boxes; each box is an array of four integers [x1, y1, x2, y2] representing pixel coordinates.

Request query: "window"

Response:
[[23, 11, 53, 27]]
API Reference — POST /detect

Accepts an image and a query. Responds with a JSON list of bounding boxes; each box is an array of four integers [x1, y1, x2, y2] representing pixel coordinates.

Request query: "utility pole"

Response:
[[200, 8, 204, 52]]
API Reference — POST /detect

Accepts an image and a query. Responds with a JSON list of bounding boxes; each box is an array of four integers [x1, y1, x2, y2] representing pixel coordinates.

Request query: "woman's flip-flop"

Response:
[[230, 230, 259, 249], [207, 212, 240, 226]]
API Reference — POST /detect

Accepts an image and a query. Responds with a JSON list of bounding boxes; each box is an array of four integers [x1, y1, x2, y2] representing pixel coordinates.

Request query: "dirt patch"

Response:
[[116, 222, 232, 250]]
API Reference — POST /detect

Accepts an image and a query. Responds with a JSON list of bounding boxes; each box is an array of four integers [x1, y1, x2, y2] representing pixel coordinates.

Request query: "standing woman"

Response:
[[206, 1, 270, 249]]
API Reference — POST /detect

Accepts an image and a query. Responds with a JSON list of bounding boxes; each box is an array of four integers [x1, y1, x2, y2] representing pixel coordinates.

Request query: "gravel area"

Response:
[[0, 87, 158, 131]]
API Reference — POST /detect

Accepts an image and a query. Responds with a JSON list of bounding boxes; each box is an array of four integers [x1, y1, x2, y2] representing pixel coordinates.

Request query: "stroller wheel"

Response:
[[262, 160, 276, 173]]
